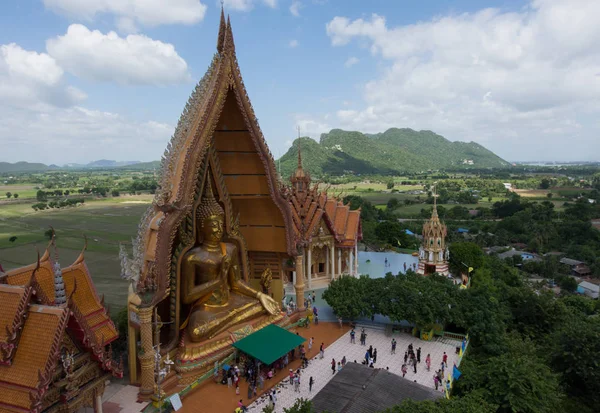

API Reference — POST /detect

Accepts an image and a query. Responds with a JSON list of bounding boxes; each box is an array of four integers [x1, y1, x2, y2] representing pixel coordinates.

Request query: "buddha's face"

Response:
[[201, 214, 224, 243]]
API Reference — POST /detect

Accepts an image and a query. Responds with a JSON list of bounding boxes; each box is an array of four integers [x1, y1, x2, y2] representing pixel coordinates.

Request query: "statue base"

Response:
[[174, 311, 289, 384]]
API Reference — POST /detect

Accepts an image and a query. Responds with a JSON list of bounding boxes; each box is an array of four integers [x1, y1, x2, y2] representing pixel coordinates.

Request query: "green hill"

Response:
[[0, 161, 52, 173], [278, 128, 508, 177]]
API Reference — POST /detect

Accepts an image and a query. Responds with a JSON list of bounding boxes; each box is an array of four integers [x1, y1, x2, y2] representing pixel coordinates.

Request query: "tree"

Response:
[[64, 190, 70, 196], [283, 398, 315, 413], [558, 276, 577, 293], [112, 190, 120, 197], [5, 192, 11, 198], [387, 198, 400, 210], [387, 181, 395, 190], [36, 190, 47, 202], [13, 193, 18, 199], [322, 276, 368, 320], [44, 229, 54, 240], [9, 236, 17, 243], [384, 394, 496, 412], [539, 178, 551, 189], [448, 242, 484, 275]]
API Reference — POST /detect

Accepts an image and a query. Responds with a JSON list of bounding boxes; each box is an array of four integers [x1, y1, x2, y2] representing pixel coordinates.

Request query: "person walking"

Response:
[[404, 351, 408, 364], [337, 362, 342, 373], [350, 329, 355, 344], [312, 291, 316, 303], [373, 348, 378, 364], [391, 338, 397, 354], [294, 374, 300, 392], [320, 343, 325, 359], [364, 350, 370, 364], [417, 347, 421, 363], [342, 355, 346, 366], [412, 357, 417, 374], [309, 376, 314, 392], [401, 363, 407, 378], [338, 316, 343, 328], [426, 354, 431, 371], [442, 352, 448, 368], [434, 374, 439, 390], [289, 369, 294, 384], [309, 336, 313, 352], [331, 358, 336, 375]]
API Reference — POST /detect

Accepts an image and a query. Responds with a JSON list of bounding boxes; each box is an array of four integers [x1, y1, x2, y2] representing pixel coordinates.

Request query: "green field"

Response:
[[0, 196, 153, 310]]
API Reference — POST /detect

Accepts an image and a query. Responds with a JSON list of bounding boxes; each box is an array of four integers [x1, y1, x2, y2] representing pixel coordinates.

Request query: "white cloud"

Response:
[[290, 1, 302, 17], [289, 39, 299, 48], [0, 43, 86, 109], [0, 105, 172, 164], [320, 0, 600, 161], [43, 0, 207, 32], [46, 24, 190, 85], [344, 56, 359, 67], [221, 0, 276, 12], [295, 116, 331, 140]]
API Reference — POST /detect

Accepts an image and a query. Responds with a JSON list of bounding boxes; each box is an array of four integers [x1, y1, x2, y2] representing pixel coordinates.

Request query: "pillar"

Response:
[[294, 255, 305, 311], [127, 308, 138, 384], [307, 247, 312, 289], [354, 243, 359, 276], [330, 243, 335, 280], [94, 394, 103, 413], [349, 249, 354, 277], [338, 249, 342, 276], [138, 306, 155, 398], [325, 245, 330, 278]]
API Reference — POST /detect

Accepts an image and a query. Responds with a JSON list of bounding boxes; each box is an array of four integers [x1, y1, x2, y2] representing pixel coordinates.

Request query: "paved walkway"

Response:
[[247, 328, 460, 412]]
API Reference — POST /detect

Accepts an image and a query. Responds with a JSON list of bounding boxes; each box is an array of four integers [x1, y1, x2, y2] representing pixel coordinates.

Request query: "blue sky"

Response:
[[1, 0, 599, 164]]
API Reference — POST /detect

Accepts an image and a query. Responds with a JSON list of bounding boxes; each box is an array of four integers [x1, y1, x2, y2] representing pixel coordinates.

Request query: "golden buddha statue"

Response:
[[181, 181, 279, 342]]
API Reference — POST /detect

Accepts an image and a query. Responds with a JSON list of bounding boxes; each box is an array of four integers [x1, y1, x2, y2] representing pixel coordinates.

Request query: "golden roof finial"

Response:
[[217, 2, 226, 53]]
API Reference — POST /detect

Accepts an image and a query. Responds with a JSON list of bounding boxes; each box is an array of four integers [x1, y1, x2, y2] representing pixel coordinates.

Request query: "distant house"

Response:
[[503, 183, 512, 190], [577, 281, 599, 299], [405, 229, 415, 236], [457, 228, 469, 233], [497, 249, 542, 262]]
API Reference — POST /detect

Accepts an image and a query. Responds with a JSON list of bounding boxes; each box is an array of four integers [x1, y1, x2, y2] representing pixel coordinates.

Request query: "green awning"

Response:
[[232, 324, 306, 365]]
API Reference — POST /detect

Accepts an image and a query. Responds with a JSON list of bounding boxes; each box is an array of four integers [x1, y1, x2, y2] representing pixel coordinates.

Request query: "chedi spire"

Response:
[[50, 229, 67, 305]]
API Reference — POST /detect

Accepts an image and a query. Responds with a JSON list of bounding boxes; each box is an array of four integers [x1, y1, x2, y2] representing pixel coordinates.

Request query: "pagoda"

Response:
[[0, 237, 122, 413], [417, 195, 449, 276]]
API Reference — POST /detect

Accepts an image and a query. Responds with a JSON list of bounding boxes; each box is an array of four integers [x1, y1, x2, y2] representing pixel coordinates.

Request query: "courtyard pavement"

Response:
[[247, 327, 461, 412]]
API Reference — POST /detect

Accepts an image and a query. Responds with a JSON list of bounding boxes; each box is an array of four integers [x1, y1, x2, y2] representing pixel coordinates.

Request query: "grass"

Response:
[[0, 196, 153, 310]]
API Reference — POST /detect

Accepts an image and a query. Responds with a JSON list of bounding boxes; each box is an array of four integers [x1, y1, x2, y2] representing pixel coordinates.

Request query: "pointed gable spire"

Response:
[[217, 4, 226, 53], [49, 227, 67, 306], [297, 128, 303, 170], [223, 14, 236, 55]]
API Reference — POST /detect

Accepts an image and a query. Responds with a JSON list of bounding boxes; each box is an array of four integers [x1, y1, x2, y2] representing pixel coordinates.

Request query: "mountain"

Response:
[[278, 128, 509, 177], [86, 160, 140, 168], [0, 161, 53, 173]]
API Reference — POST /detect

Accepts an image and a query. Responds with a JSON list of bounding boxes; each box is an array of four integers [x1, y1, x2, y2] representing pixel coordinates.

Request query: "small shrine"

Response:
[[282, 140, 361, 298], [0, 237, 122, 413], [417, 196, 449, 276]]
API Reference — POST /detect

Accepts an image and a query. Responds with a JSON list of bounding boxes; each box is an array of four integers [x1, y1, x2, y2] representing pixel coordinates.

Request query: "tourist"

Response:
[[289, 369, 294, 384], [315, 313, 319, 324], [342, 356, 346, 366], [404, 351, 408, 363], [338, 316, 343, 328], [426, 354, 431, 371], [442, 352, 448, 367], [238, 399, 248, 412], [270, 390, 277, 409], [294, 374, 300, 392], [258, 374, 264, 390], [312, 291, 316, 302], [434, 375, 439, 390], [369, 359, 374, 368], [412, 357, 417, 374], [319, 343, 325, 359], [309, 336, 313, 352], [401, 363, 407, 377], [331, 358, 336, 374], [364, 350, 370, 364], [337, 362, 342, 372], [368, 345, 373, 359], [373, 348, 378, 363], [417, 347, 421, 363], [309, 376, 314, 392], [235, 384, 240, 395], [267, 369, 273, 379], [385, 257, 388, 267], [350, 329, 356, 344], [403, 262, 407, 272], [391, 338, 397, 354], [227, 371, 233, 388], [247, 381, 253, 399], [408, 343, 413, 353], [283, 353, 289, 367]]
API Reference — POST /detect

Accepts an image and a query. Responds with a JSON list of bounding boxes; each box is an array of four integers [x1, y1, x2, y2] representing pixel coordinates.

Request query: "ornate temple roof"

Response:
[[0, 242, 121, 412], [284, 144, 362, 248], [422, 199, 447, 250]]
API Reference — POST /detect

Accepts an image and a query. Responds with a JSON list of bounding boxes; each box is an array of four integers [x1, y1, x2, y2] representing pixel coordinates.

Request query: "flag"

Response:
[[453, 365, 462, 380]]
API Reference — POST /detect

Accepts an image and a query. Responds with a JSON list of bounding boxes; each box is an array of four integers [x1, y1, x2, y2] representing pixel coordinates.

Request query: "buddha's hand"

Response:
[[257, 292, 280, 315]]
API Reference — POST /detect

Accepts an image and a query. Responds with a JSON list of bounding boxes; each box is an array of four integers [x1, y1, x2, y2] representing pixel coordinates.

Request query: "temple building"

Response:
[[0, 239, 122, 413], [282, 144, 361, 291], [417, 199, 449, 276], [123, 9, 361, 402]]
